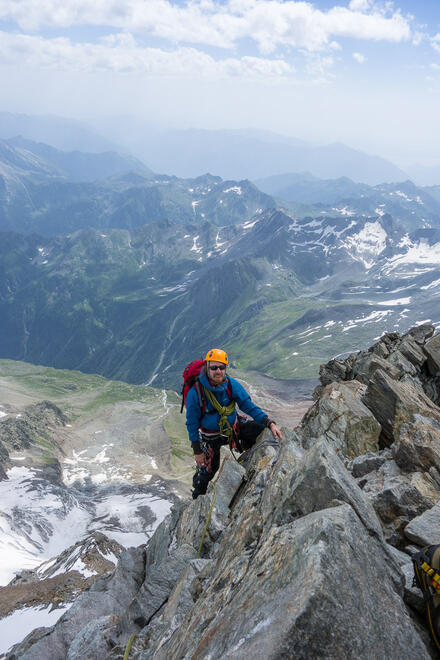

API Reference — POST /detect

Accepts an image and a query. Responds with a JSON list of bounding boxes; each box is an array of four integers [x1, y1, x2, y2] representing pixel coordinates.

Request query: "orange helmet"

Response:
[[205, 348, 228, 365]]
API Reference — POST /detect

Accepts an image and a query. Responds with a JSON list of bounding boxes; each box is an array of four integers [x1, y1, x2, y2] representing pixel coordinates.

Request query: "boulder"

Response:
[[424, 332, 440, 377], [300, 381, 381, 458], [352, 353, 400, 385], [393, 415, 440, 475], [364, 471, 440, 545], [364, 369, 440, 447], [397, 335, 427, 367], [405, 324, 435, 345], [319, 354, 355, 385], [348, 450, 391, 478], [404, 501, 440, 547], [281, 438, 383, 538]]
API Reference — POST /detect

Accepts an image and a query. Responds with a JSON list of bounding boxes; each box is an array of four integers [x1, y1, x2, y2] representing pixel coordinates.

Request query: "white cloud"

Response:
[[0, 30, 292, 78], [348, 0, 371, 10], [353, 51, 366, 63], [0, 1, 412, 53], [432, 33, 440, 54]]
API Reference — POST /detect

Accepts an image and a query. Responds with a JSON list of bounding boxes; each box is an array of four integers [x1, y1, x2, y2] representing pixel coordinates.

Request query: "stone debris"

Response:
[[7, 324, 440, 659]]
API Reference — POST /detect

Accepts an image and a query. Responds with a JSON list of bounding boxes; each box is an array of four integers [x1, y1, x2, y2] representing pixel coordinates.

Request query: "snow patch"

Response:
[[0, 605, 69, 655], [344, 221, 387, 269]]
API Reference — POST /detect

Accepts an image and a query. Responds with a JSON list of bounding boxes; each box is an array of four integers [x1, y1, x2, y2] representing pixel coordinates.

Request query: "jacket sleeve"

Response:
[[185, 386, 202, 446], [229, 377, 268, 425]]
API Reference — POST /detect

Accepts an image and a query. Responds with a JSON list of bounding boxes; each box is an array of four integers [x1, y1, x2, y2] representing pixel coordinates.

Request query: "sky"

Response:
[[1, 0, 440, 167]]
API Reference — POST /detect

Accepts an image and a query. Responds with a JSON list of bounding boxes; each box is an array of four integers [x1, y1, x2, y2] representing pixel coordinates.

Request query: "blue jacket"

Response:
[[185, 372, 268, 445]]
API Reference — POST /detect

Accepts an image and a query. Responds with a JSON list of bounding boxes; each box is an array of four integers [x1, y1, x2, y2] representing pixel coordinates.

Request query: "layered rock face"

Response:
[[9, 325, 440, 659]]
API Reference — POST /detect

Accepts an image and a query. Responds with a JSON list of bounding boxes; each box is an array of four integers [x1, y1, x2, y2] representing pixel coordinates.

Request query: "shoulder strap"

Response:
[[194, 380, 206, 415]]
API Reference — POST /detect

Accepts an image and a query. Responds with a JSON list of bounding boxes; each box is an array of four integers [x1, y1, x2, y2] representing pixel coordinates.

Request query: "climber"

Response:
[[186, 348, 283, 499]]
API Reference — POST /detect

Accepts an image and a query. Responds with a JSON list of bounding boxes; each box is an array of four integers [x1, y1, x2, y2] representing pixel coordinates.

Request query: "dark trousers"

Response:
[[192, 418, 265, 499]]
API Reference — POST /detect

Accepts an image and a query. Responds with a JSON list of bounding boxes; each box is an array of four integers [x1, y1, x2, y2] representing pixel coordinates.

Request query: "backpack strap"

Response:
[[194, 380, 206, 416]]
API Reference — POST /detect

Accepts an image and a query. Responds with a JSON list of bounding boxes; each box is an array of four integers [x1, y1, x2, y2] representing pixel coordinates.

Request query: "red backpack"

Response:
[[180, 360, 232, 414]]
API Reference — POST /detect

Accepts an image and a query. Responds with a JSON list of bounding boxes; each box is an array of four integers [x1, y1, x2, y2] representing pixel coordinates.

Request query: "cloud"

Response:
[[348, 0, 371, 10], [0, 30, 293, 78], [431, 33, 440, 54], [353, 51, 366, 63], [0, 1, 412, 54]]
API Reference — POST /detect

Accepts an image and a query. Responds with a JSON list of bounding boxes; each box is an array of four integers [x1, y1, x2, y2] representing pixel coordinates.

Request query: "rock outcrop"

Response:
[[8, 324, 440, 659]]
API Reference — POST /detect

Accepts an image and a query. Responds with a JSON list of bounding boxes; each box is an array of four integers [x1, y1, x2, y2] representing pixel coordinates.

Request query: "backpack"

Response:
[[180, 360, 232, 414], [412, 544, 440, 650]]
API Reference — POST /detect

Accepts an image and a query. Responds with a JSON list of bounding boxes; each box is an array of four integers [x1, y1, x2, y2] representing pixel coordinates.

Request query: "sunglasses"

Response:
[[209, 365, 226, 371]]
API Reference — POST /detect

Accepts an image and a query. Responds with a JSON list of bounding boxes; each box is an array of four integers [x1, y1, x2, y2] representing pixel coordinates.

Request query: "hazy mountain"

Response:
[[0, 112, 119, 154], [0, 141, 275, 235], [109, 126, 409, 185], [5, 136, 152, 182], [255, 172, 371, 204], [406, 163, 440, 186]]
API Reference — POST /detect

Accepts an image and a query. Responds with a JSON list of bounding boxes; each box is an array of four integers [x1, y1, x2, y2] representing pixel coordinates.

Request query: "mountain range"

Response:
[[1, 133, 440, 389], [0, 112, 413, 185], [1, 208, 440, 387]]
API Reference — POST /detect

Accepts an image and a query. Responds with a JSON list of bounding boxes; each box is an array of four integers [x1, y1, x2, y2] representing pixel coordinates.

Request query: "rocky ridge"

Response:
[[8, 324, 440, 658]]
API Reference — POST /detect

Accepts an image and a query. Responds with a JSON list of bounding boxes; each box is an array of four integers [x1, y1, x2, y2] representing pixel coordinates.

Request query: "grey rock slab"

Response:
[[349, 450, 391, 478], [398, 335, 428, 367], [405, 501, 440, 546], [174, 453, 245, 557], [282, 438, 383, 538], [364, 369, 440, 447], [154, 505, 430, 660], [393, 415, 440, 475], [406, 324, 435, 345], [424, 332, 440, 377], [365, 471, 440, 545], [401, 562, 425, 615], [300, 380, 381, 458], [126, 543, 196, 630], [352, 353, 400, 385]]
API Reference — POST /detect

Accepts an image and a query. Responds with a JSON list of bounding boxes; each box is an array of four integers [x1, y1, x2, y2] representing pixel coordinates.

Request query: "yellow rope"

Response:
[[123, 633, 137, 660]]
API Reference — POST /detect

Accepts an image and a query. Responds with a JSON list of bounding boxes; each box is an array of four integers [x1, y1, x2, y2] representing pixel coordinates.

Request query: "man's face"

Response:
[[208, 360, 227, 385]]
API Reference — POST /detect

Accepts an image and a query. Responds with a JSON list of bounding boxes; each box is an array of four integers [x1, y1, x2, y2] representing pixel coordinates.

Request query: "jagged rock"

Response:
[[424, 332, 440, 377], [300, 381, 381, 458], [126, 558, 213, 657], [351, 352, 400, 385], [65, 615, 121, 660], [393, 415, 440, 475], [364, 369, 440, 447], [126, 544, 196, 630], [173, 453, 246, 556], [398, 334, 427, 367], [404, 501, 440, 547], [406, 324, 435, 345], [9, 547, 146, 659], [364, 471, 440, 546], [318, 354, 355, 385], [348, 450, 391, 478], [152, 505, 429, 660], [388, 350, 419, 378], [280, 438, 383, 538]]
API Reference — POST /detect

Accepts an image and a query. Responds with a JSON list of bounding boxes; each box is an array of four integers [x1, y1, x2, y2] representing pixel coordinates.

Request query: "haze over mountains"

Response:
[[0, 112, 412, 185]]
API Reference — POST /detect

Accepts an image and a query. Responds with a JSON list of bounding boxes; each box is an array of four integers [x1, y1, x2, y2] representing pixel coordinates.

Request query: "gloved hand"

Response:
[[194, 453, 206, 467]]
